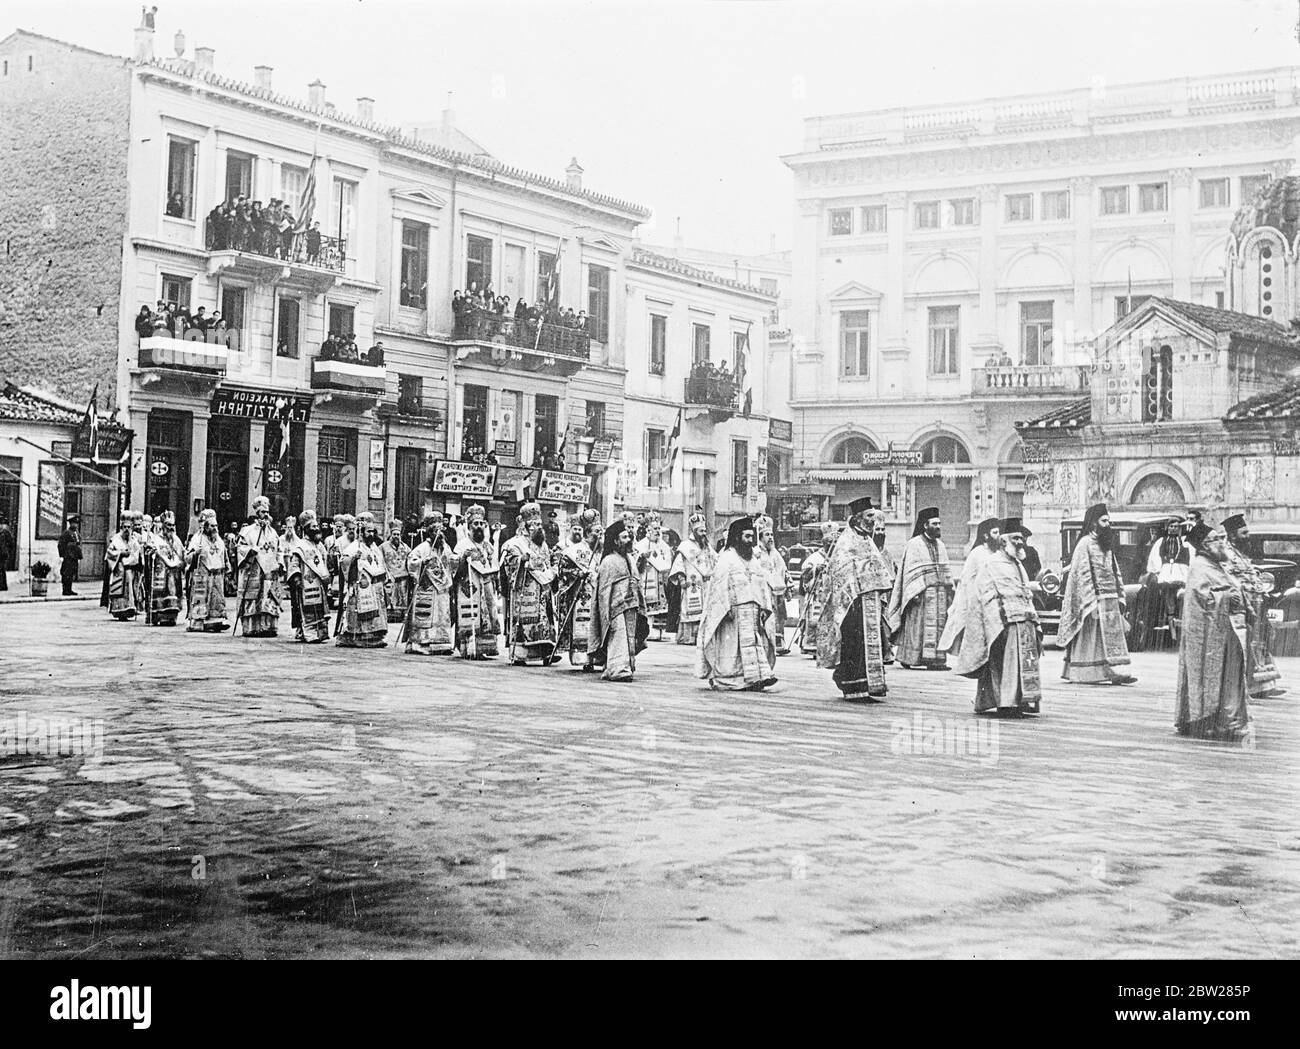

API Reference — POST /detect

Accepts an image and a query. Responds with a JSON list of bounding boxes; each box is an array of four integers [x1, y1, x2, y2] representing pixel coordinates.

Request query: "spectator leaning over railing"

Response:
[[320, 333, 339, 361], [135, 305, 155, 339]]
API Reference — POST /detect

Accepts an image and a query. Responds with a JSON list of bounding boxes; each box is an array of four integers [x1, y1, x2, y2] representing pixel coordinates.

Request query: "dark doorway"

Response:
[[206, 416, 249, 527]]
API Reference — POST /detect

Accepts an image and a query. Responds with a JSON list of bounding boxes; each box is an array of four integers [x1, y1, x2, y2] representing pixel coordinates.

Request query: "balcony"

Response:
[[972, 364, 1092, 396], [684, 371, 740, 421], [450, 311, 591, 377], [204, 217, 347, 294], [137, 334, 228, 376], [310, 355, 388, 397]]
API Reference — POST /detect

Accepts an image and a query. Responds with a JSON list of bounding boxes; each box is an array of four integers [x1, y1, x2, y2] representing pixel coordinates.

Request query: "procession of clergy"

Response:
[[100, 494, 1277, 740]]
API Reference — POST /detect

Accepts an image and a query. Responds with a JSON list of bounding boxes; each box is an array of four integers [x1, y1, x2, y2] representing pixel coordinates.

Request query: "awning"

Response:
[[808, 469, 891, 482], [901, 467, 981, 478]]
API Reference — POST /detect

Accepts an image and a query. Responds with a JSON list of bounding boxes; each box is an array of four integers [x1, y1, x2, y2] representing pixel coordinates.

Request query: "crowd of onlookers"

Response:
[[135, 301, 229, 339], [452, 283, 590, 348], [201, 197, 335, 267], [319, 333, 385, 366], [686, 360, 739, 405]]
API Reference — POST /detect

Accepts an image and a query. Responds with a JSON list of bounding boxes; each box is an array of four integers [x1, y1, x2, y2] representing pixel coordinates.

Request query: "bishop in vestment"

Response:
[[696, 518, 777, 692], [887, 507, 954, 670], [1058, 503, 1137, 685], [816, 509, 893, 701]]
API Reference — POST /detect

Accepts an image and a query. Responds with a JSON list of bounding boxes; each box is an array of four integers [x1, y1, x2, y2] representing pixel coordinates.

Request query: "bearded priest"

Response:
[[696, 517, 778, 692], [1058, 503, 1137, 685]]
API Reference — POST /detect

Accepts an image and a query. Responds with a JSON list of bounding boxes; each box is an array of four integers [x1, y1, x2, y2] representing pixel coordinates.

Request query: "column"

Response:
[[1070, 176, 1094, 358], [1170, 168, 1194, 300], [971, 183, 1001, 359], [882, 191, 908, 351], [129, 407, 149, 512], [302, 421, 321, 515]]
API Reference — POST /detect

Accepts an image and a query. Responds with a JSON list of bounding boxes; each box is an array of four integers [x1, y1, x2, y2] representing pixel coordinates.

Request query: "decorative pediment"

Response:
[[828, 280, 883, 303], [578, 233, 625, 254], [390, 185, 447, 209]]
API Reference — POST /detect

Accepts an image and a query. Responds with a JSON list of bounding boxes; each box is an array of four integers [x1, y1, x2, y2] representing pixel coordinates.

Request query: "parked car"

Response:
[[1034, 512, 1184, 645], [1233, 522, 1300, 657]]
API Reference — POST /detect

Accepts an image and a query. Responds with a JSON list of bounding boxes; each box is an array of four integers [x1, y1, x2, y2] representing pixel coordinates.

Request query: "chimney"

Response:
[[133, 26, 154, 63], [173, 29, 186, 59], [308, 79, 326, 109], [253, 64, 272, 90], [441, 107, 455, 130], [673, 216, 683, 255], [356, 96, 375, 122], [194, 46, 214, 76], [565, 157, 584, 192]]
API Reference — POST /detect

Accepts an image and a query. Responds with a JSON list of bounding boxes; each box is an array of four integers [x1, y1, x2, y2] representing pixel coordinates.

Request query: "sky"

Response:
[[9, 0, 1300, 255]]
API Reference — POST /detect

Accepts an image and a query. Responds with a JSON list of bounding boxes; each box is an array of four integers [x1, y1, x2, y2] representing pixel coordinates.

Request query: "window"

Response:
[[465, 234, 493, 294], [1005, 193, 1033, 222], [536, 250, 557, 305], [950, 199, 976, 226], [1216, 291, 1226, 309], [462, 384, 488, 459], [649, 314, 667, 375], [400, 221, 429, 309], [829, 209, 853, 236], [1042, 189, 1070, 221], [1115, 295, 1152, 321], [1240, 174, 1270, 204], [281, 164, 307, 212], [927, 306, 959, 376], [914, 201, 939, 229], [534, 393, 558, 460], [225, 151, 254, 204], [840, 310, 870, 377], [317, 427, 358, 519], [276, 297, 300, 358], [692, 322, 711, 366], [328, 303, 355, 338], [1020, 301, 1054, 365], [1142, 344, 1174, 422], [861, 205, 886, 233], [398, 374, 423, 415], [587, 264, 610, 342], [27, 55, 33, 72], [1138, 182, 1168, 213], [585, 400, 606, 436], [732, 439, 749, 496], [1199, 178, 1229, 208], [220, 286, 246, 335], [920, 435, 970, 464], [759, 277, 778, 295], [160, 273, 192, 310], [830, 435, 877, 465], [2, 60, 8, 78], [330, 177, 356, 245], [644, 428, 666, 487], [1100, 186, 1129, 215], [165, 137, 196, 219]]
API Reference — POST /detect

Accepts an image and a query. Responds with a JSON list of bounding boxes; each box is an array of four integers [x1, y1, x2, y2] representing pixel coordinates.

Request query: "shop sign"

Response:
[[862, 443, 922, 467], [211, 388, 313, 423], [430, 459, 497, 496], [588, 436, 618, 465], [768, 418, 793, 443], [537, 470, 592, 504], [494, 440, 517, 457]]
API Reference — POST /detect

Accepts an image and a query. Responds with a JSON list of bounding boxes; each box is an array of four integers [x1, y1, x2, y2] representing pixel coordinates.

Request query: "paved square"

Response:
[[1, 602, 1296, 958]]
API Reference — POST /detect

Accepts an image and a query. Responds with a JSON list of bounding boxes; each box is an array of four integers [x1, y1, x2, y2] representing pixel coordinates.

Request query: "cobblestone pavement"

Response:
[[1, 601, 1296, 959]]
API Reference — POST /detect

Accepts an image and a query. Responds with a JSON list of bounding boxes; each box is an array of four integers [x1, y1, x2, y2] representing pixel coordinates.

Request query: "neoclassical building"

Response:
[[781, 67, 1300, 551], [1018, 176, 1300, 540]]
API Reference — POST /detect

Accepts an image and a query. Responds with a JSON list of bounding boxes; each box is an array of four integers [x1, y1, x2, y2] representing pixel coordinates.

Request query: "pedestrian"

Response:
[[952, 519, 1042, 717], [668, 512, 716, 645], [452, 504, 500, 659], [403, 512, 457, 656], [186, 509, 231, 632], [58, 516, 83, 596], [887, 507, 954, 670], [1175, 523, 1252, 741], [336, 512, 389, 648], [235, 496, 283, 637], [1221, 514, 1286, 698], [1057, 503, 1137, 685], [500, 502, 560, 666], [285, 509, 330, 643], [816, 509, 893, 701], [696, 516, 778, 692], [588, 521, 650, 681], [939, 517, 1001, 660]]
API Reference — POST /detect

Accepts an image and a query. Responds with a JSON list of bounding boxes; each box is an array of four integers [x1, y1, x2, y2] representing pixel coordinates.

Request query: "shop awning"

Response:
[[808, 469, 891, 482], [900, 467, 981, 478]]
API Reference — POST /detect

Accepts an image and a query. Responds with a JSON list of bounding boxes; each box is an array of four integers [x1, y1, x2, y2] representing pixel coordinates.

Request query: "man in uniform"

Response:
[[887, 507, 954, 670], [58, 515, 82, 596], [669, 512, 717, 645], [235, 496, 283, 637], [500, 502, 560, 666], [452, 504, 501, 659], [816, 509, 893, 701], [1058, 503, 1136, 685], [696, 517, 778, 692]]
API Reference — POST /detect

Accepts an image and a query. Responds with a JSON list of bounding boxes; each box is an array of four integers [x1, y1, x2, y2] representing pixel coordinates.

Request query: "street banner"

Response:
[[537, 470, 592, 504], [431, 459, 497, 496]]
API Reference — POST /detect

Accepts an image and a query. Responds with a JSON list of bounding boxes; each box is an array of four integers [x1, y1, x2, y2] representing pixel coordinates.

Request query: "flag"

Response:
[[83, 384, 100, 462], [274, 398, 291, 465], [742, 388, 752, 418], [544, 258, 559, 307], [295, 149, 318, 234], [659, 407, 683, 486]]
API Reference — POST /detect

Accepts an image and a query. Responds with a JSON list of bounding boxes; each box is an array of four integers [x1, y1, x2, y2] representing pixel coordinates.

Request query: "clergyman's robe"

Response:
[[816, 527, 893, 700], [635, 537, 673, 638], [588, 551, 650, 681], [105, 532, 141, 620], [953, 551, 1042, 715], [554, 542, 599, 665], [887, 535, 952, 669], [404, 540, 456, 655], [186, 531, 229, 631], [381, 537, 413, 618], [286, 537, 331, 643], [1224, 543, 1284, 698], [336, 540, 388, 648], [670, 538, 716, 645], [1057, 534, 1131, 683], [1175, 554, 1251, 741], [798, 550, 828, 655], [452, 538, 500, 659], [754, 543, 790, 654], [146, 533, 186, 626], [236, 522, 282, 637], [501, 536, 559, 664], [938, 545, 993, 658], [696, 548, 776, 691]]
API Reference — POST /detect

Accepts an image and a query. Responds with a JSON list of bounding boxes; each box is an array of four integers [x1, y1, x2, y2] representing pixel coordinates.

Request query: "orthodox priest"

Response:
[[336, 512, 389, 648], [816, 509, 893, 701], [452, 505, 501, 659], [696, 517, 777, 692], [235, 496, 282, 637], [588, 521, 650, 681], [1222, 514, 1286, 698], [403, 512, 457, 656], [1175, 523, 1251, 741], [500, 502, 559, 666], [797, 522, 837, 656], [754, 516, 791, 655], [285, 510, 331, 643], [635, 512, 674, 640], [186, 509, 230, 632], [381, 519, 413, 619], [553, 515, 600, 666], [105, 512, 141, 620], [669, 512, 717, 645], [887, 507, 954, 670], [145, 510, 186, 626], [939, 518, 1001, 659], [952, 520, 1042, 717], [1057, 503, 1137, 685], [873, 515, 897, 663]]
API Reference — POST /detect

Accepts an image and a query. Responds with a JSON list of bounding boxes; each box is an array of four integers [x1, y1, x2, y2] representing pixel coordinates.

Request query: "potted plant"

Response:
[[29, 560, 52, 598]]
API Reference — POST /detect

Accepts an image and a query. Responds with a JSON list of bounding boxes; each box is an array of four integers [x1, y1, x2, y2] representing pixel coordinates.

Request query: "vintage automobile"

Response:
[[1232, 522, 1300, 657], [1033, 512, 1185, 645]]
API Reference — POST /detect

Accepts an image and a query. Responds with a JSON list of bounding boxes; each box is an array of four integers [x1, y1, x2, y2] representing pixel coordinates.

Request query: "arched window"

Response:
[[829, 435, 878, 465], [919, 435, 971, 464], [1130, 472, 1185, 506], [1142, 344, 1174, 422]]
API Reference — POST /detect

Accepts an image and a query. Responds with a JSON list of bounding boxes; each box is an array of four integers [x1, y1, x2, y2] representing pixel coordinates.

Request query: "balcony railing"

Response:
[[452, 312, 591, 361], [972, 364, 1092, 395], [684, 373, 740, 410], [311, 356, 387, 395], [205, 217, 347, 274], [137, 334, 228, 375]]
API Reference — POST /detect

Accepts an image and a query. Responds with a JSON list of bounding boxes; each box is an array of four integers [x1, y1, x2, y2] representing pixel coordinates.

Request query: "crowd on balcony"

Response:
[[205, 197, 339, 268], [983, 351, 1016, 367], [452, 283, 590, 354], [134, 301, 229, 339], [686, 360, 739, 406], [319, 333, 385, 366]]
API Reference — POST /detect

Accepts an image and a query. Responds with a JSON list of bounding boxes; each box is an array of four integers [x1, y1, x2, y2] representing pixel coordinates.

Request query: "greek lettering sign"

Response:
[[36, 461, 66, 540], [431, 459, 497, 496], [588, 436, 618, 465], [768, 418, 793, 443], [862, 445, 923, 467], [537, 470, 592, 504], [211, 388, 313, 423], [493, 466, 539, 499], [494, 440, 517, 457]]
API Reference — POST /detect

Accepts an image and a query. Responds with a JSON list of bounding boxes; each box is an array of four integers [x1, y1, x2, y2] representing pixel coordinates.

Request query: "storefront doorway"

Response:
[[206, 416, 249, 528], [0, 454, 20, 572], [63, 465, 112, 577], [145, 411, 192, 521]]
